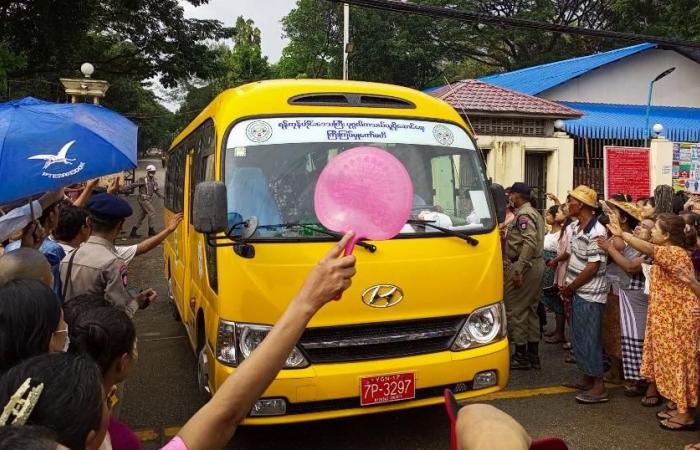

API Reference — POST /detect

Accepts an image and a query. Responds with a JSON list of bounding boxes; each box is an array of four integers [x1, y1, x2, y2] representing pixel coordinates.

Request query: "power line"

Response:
[[325, 0, 700, 50]]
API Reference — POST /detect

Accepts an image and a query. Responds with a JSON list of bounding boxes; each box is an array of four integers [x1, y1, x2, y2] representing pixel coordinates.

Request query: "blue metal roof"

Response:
[[479, 43, 657, 95], [560, 101, 700, 142]]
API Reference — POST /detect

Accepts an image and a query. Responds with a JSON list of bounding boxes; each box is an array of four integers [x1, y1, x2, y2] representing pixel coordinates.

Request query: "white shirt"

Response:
[[565, 219, 609, 303], [59, 242, 138, 263], [543, 231, 559, 253], [0, 200, 42, 242]]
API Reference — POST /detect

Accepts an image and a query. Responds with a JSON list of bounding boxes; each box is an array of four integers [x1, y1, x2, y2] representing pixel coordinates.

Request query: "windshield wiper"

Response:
[[257, 222, 378, 253], [407, 219, 479, 246]]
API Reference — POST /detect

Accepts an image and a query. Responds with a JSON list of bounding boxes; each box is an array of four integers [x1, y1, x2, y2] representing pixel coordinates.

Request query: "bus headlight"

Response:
[[216, 321, 309, 369], [451, 302, 506, 351]]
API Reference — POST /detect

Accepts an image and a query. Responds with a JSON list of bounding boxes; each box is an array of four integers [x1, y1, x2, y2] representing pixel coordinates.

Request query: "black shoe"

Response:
[[130, 227, 141, 238], [528, 353, 542, 370], [510, 354, 532, 370], [148, 227, 157, 236]]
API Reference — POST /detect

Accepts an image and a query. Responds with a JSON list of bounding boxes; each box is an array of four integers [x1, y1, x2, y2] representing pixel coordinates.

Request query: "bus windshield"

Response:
[[223, 117, 495, 240]]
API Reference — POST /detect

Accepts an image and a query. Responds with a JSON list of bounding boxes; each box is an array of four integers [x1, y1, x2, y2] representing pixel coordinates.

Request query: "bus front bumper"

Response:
[[209, 337, 509, 425]]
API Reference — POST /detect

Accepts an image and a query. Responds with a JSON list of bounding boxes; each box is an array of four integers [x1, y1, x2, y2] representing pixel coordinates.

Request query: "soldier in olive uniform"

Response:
[[504, 182, 545, 370], [60, 193, 155, 318]]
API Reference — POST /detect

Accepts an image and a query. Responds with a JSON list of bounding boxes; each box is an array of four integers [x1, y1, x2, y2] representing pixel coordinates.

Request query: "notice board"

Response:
[[603, 146, 650, 199], [672, 142, 700, 193]]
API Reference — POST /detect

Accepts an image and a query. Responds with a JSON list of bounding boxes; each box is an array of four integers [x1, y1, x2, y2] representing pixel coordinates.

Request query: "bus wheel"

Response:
[[197, 347, 211, 395], [167, 277, 181, 322]]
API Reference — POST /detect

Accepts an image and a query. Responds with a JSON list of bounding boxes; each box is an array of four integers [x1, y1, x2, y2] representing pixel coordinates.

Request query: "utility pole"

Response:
[[343, 3, 350, 80]]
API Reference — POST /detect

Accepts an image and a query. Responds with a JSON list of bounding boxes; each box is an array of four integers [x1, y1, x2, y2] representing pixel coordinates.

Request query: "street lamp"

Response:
[[343, 3, 350, 80], [644, 67, 675, 146], [653, 123, 663, 138], [60, 62, 109, 104]]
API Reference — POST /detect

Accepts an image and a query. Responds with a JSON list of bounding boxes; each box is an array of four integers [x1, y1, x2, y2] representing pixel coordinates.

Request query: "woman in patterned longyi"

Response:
[[607, 213, 700, 431]]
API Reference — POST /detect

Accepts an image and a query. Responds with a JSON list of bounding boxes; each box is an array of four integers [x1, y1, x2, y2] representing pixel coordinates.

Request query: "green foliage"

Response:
[[174, 17, 272, 135], [277, 0, 700, 88], [0, 0, 232, 153], [213, 17, 271, 91]]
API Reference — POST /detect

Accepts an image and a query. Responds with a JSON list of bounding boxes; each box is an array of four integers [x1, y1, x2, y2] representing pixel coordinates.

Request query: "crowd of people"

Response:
[[3, 166, 700, 449], [0, 170, 362, 450], [502, 181, 700, 445]]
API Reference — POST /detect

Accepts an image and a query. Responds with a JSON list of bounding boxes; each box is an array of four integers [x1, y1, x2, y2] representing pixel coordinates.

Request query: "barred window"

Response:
[[470, 117, 546, 137]]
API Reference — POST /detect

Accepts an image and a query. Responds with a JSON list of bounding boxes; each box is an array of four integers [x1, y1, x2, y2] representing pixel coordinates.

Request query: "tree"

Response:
[[276, 1, 343, 79], [214, 17, 271, 90], [278, 0, 681, 88], [0, 0, 231, 89]]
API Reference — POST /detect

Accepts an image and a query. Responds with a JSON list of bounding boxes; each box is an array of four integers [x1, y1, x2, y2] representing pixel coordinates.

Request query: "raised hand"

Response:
[[295, 232, 357, 313]]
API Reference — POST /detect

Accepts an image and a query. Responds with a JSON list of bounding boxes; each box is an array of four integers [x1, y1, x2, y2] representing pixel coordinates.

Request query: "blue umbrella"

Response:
[[0, 97, 138, 204]]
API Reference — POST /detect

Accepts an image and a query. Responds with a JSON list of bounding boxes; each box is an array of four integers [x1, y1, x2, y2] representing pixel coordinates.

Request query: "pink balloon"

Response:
[[314, 146, 414, 255]]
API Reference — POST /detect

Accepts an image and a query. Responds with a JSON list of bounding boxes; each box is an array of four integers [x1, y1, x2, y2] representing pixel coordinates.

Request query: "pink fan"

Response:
[[314, 146, 414, 255]]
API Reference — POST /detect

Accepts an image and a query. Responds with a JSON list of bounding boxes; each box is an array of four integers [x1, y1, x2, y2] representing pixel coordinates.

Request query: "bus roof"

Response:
[[169, 79, 468, 150]]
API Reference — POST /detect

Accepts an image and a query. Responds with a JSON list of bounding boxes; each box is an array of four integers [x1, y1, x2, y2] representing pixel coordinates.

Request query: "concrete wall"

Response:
[[649, 137, 674, 188], [477, 134, 574, 202], [540, 49, 700, 108]]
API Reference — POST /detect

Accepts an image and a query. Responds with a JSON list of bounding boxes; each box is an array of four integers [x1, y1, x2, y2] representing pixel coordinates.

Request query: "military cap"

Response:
[[87, 193, 133, 219]]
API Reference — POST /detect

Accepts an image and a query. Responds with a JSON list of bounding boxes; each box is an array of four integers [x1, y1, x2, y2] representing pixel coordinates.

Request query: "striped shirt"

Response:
[[565, 218, 609, 303]]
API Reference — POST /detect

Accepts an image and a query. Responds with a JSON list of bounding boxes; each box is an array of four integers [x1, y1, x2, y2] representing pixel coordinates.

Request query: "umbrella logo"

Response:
[[27, 140, 85, 179], [28, 140, 77, 169]]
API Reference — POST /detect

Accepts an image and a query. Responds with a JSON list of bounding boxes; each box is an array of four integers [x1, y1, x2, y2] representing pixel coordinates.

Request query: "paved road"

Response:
[[119, 160, 698, 449]]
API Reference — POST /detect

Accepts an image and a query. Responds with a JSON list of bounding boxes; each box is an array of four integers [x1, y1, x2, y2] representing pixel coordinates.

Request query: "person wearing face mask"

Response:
[[0, 279, 69, 373], [68, 306, 140, 450], [0, 233, 357, 450], [607, 213, 700, 430]]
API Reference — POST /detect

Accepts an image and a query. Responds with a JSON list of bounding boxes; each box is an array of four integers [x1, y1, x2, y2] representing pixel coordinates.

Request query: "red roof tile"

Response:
[[430, 79, 582, 118]]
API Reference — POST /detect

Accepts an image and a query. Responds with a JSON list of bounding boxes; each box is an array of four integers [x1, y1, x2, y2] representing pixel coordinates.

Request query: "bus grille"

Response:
[[298, 316, 465, 363]]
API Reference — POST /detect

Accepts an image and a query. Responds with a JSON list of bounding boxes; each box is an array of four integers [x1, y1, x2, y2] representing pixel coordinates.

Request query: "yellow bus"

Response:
[[162, 79, 509, 424]]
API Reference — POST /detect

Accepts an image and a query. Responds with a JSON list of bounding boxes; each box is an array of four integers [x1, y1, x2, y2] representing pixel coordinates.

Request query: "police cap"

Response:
[[87, 193, 133, 219], [506, 182, 531, 196]]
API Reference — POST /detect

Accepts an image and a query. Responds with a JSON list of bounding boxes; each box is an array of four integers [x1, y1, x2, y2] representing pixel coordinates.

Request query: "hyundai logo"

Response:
[[361, 285, 404, 308]]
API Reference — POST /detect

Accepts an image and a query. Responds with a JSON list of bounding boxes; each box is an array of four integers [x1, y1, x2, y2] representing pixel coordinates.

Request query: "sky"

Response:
[[181, 0, 297, 62]]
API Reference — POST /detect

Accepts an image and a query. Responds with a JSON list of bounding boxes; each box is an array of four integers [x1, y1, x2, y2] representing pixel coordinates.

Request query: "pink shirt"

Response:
[[554, 227, 572, 286], [160, 437, 187, 450]]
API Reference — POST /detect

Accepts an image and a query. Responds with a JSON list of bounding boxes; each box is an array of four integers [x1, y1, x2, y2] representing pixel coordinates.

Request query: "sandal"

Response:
[[575, 391, 609, 404], [656, 409, 678, 420], [623, 384, 646, 397], [659, 417, 697, 431], [641, 395, 662, 407]]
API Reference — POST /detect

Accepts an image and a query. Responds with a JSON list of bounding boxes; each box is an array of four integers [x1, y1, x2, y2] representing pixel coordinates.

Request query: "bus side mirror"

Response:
[[193, 181, 228, 234], [490, 183, 507, 223]]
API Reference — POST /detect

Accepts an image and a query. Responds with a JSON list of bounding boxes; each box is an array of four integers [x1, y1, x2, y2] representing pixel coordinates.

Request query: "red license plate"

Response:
[[360, 372, 416, 406]]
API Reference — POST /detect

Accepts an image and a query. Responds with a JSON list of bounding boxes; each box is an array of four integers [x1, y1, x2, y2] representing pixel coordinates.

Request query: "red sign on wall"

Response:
[[603, 146, 650, 200]]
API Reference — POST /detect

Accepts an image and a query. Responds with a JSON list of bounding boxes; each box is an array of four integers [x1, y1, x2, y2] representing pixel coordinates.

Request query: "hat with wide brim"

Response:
[[605, 199, 642, 222], [567, 185, 598, 208]]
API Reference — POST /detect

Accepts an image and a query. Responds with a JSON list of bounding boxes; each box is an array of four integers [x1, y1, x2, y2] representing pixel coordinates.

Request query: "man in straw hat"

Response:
[[504, 182, 545, 370], [560, 185, 610, 404]]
